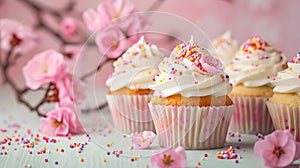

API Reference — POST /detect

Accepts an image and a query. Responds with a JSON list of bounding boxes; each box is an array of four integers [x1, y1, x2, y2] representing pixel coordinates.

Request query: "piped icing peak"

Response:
[[225, 35, 286, 87], [242, 35, 271, 54], [150, 37, 232, 98], [106, 36, 164, 91], [210, 31, 238, 65], [173, 36, 223, 75], [213, 31, 234, 46], [271, 52, 300, 95]]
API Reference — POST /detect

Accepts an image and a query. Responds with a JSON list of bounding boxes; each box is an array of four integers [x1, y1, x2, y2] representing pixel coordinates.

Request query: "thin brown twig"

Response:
[[0, 46, 50, 117], [19, 0, 80, 45], [81, 102, 108, 113], [80, 57, 116, 81]]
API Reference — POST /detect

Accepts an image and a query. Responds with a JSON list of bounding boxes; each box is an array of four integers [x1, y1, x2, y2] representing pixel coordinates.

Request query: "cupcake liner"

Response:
[[149, 103, 234, 149], [267, 102, 300, 142], [106, 94, 155, 134], [229, 96, 274, 134]]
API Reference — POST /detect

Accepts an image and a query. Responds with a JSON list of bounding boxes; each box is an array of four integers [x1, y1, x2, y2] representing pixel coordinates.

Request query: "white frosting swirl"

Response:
[[225, 35, 286, 87], [150, 36, 232, 98], [106, 36, 164, 91], [272, 54, 300, 95], [209, 31, 238, 65]]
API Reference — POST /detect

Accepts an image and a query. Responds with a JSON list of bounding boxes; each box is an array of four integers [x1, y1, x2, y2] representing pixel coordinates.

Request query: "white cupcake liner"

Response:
[[149, 103, 234, 149], [267, 102, 300, 142], [106, 94, 155, 134], [229, 96, 274, 134]]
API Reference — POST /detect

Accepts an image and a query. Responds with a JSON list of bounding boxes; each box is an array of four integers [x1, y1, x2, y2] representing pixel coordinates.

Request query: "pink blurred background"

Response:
[[1, 0, 299, 85]]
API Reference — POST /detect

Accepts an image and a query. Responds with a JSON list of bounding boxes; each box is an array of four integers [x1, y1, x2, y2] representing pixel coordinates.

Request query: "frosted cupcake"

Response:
[[149, 36, 234, 149], [225, 35, 287, 134], [267, 53, 300, 141], [106, 36, 164, 133], [209, 31, 238, 65]]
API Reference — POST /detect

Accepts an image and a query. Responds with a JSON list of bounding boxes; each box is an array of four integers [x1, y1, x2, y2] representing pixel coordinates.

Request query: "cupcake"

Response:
[[148, 36, 234, 149], [209, 31, 238, 65], [225, 35, 287, 134], [106, 36, 164, 133], [267, 53, 300, 141]]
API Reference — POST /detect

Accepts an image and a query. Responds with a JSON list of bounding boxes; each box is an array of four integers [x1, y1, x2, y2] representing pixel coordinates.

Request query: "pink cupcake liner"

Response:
[[106, 94, 155, 134], [149, 103, 234, 149], [229, 96, 274, 134], [267, 102, 300, 142]]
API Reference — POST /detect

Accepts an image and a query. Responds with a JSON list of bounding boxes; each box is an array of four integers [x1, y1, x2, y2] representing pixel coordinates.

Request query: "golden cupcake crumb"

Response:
[[229, 84, 273, 97]]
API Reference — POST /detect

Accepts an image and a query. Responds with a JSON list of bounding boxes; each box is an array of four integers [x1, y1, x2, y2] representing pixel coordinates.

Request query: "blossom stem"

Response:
[[147, 0, 166, 11], [0, 47, 48, 117], [19, 0, 81, 45], [80, 57, 117, 81], [81, 102, 108, 113]]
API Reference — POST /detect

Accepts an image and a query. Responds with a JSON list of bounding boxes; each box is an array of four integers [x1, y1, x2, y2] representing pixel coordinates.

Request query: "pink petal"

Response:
[[23, 49, 66, 90], [277, 139, 296, 167], [95, 24, 127, 58], [55, 123, 69, 136], [261, 150, 279, 167], [39, 118, 57, 136], [150, 147, 186, 168], [60, 17, 78, 36], [266, 130, 289, 146], [200, 54, 223, 74], [132, 131, 156, 149]]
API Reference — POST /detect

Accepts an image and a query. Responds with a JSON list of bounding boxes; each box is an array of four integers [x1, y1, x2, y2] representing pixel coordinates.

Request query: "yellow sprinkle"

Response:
[[196, 161, 201, 166], [133, 156, 137, 161], [42, 147, 46, 151], [55, 148, 59, 152], [102, 159, 107, 163], [288, 67, 293, 70]]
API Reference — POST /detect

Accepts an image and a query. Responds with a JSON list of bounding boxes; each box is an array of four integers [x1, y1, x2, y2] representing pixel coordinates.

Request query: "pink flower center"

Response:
[[111, 42, 119, 49], [10, 33, 22, 47], [273, 146, 284, 158], [163, 154, 174, 165], [53, 120, 62, 127], [114, 11, 121, 19]]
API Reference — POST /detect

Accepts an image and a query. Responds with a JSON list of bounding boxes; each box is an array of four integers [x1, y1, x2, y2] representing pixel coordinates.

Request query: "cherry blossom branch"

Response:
[[147, 0, 166, 11], [80, 57, 117, 81], [19, 0, 80, 45], [0, 47, 50, 117], [81, 102, 108, 113]]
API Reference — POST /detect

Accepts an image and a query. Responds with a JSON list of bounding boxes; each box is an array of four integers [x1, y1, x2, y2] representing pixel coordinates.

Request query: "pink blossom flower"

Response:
[[23, 49, 66, 90], [40, 105, 84, 136], [83, 0, 135, 32], [60, 17, 78, 37], [62, 44, 83, 60], [132, 131, 156, 149], [95, 24, 127, 58], [200, 53, 223, 74], [254, 130, 300, 167], [0, 18, 38, 54], [97, 0, 135, 23], [150, 147, 187, 168], [56, 73, 86, 104], [82, 8, 106, 32], [124, 14, 149, 44]]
